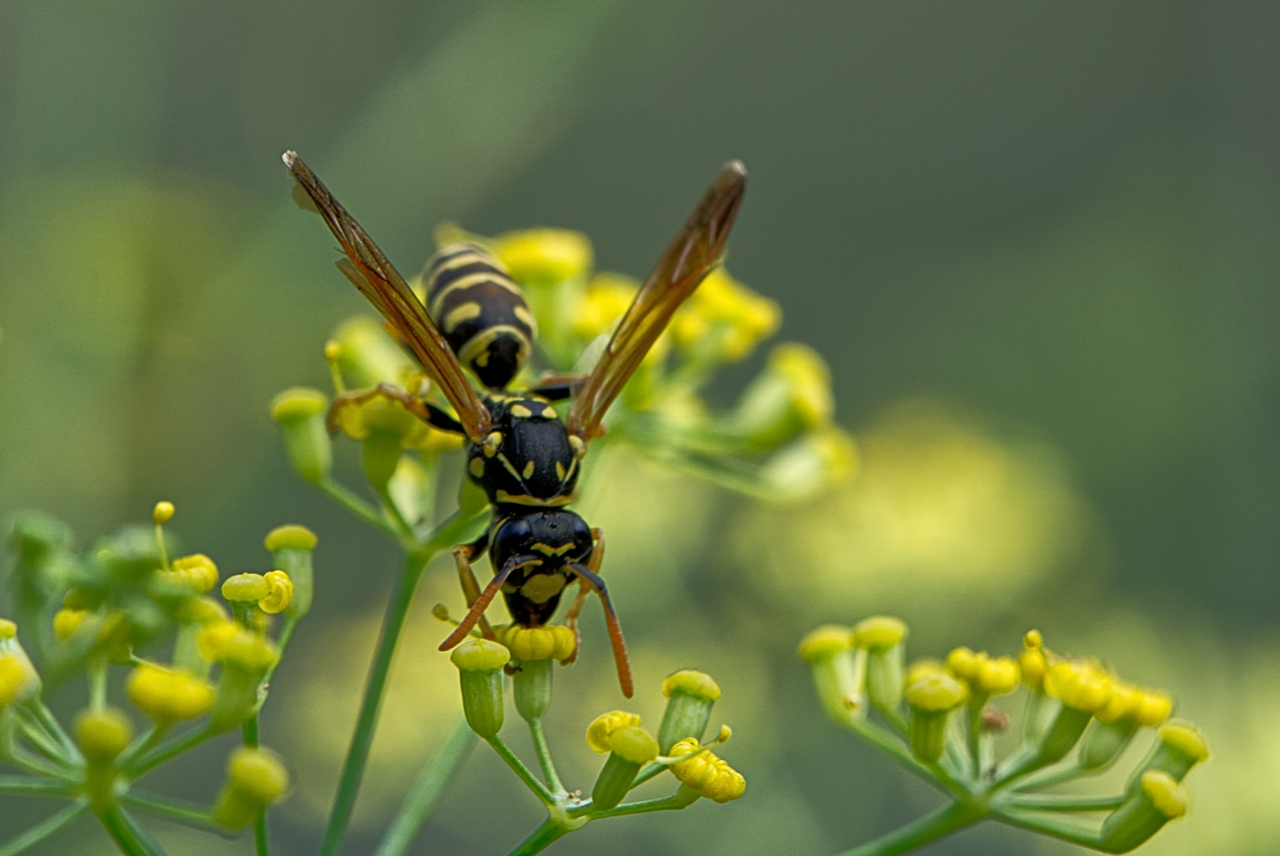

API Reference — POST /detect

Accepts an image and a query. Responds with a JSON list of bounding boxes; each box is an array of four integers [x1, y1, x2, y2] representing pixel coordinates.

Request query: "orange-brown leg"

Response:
[[563, 528, 604, 666], [454, 542, 496, 641]]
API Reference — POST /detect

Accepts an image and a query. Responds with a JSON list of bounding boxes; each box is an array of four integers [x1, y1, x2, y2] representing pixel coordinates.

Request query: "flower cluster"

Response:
[[1, 503, 316, 852], [451, 636, 742, 846], [800, 619, 1207, 854]]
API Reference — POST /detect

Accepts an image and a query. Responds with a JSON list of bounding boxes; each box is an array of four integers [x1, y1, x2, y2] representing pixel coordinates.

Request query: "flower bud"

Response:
[[212, 747, 290, 830], [855, 616, 908, 714], [657, 670, 722, 754], [587, 710, 642, 754], [75, 707, 132, 764], [270, 388, 332, 484], [1100, 771, 1187, 853], [1080, 719, 1138, 771], [495, 229, 592, 287], [1036, 661, 1113, 765], [728, 344, 834, 449], [127, 663, 215, 723], [1128, 722, 1209, 791], [906, 672, 967, 764], [591, 725, 658, 811], [512, 657, 553, 721], [798, 626, 864, 722], [762, 427, 859, 500], [0, 623, 41, 707], [222, 573, 268, 603], [332, 316, 417, 389], [264, 525, 317, 620], [498, 625, 576, 663], [208, 629, 279, 732], [671, 268, 780, 364], [450, 638, 510, 738], [667, 737, 745, 804]]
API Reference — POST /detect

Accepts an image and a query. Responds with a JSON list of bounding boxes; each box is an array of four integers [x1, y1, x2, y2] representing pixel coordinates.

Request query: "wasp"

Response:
[[283, 151, 746, 698]]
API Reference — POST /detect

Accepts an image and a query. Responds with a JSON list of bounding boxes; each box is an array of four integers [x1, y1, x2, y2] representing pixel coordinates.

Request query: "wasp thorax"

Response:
[[467, 395, 581, 507]]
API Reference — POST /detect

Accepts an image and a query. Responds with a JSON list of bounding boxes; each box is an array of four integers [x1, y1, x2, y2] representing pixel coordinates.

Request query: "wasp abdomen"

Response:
[[423, 243, 536, 390]]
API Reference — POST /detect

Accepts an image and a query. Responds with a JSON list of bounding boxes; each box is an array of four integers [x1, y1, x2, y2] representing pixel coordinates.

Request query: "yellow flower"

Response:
[[587, 710, 643, 754], [497, 624, 576, 662], [1043, 660, 1112, 714], [572, 273, 639, 340], [672, 268, 780, 363], [493, 228, 593, 285], [128, 663, 215, 722], [667, 737, 746, 803], [258, 571, 294, 615]]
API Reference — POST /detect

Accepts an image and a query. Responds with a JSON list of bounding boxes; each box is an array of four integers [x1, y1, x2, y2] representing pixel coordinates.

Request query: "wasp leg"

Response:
[[528, 376, 581, 402], [568, 560, 633, 698], [562, 528, 605, 666], [326, 383, 463, 434], [438, 555, 536, 651], [453, 533, 496, 641]]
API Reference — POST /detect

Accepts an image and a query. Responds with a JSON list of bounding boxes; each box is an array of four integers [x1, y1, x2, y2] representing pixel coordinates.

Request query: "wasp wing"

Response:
[[283, 151, 490, 441], [566, 161, 747, 440]]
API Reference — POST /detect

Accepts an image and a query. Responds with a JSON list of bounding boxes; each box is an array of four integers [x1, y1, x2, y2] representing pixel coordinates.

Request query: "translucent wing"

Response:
[[283, 151, 490, 441], [566, 161, 747, 440]]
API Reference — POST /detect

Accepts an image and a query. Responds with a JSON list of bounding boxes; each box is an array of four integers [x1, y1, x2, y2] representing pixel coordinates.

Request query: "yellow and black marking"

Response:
[[423, 243, 536, 390]]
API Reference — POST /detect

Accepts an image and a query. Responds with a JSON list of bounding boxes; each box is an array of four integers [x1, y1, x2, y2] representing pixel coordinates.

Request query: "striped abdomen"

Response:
[[423, 243, 537, 390]]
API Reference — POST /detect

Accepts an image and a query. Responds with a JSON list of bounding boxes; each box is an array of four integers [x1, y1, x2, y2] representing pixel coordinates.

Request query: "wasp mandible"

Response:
[[283, 151, 747, 698]]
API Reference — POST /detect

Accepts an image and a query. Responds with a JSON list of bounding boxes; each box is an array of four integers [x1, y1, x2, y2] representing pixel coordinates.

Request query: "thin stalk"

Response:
[[121, 791, 232, 837], [486, 736, 554, 805], [240, 716, 271, 856], [375, 483, 416, 542], [263, 617, 300, 685], [124, 723, 217, 779], [526, 719, 564, 794], [0, 798, 88, 856], [630, 762, 669, 789], [374, 716, 477, 856], [585, 792, 688, 819], [26, 701, 79, 761], [999, 792, 1125, 812], [88, 660, 108, 711], [12, 709, 70, 766], [0, 776, 73, 797], [1009, 760, 1086, 792], [118, 724, 169, 771], [318, 478, 402, 541], [838, 716, 971, 798], [990, 804, 1102, 849], [505, 817, 567, 856], [832, 801, 984, 856], [2, 746, 67, 780], [318, 509, 481, 856], [97, 806, 163, 856]]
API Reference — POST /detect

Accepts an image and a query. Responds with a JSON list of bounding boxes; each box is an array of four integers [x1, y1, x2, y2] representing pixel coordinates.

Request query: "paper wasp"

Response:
[[283, 151, 747, 697]]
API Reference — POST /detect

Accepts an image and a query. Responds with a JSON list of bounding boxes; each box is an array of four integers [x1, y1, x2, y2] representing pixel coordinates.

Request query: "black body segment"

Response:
[[424, 243, 536, 390], [490, 510, 594, 627], [467, 394, 583, 507]]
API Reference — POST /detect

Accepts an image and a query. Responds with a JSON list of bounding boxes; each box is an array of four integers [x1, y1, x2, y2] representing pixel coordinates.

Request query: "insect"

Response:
[[283, 151, 747, 698]]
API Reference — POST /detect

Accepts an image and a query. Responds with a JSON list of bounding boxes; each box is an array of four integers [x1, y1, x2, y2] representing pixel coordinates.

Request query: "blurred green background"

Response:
[[2, 1, 1278, 854]]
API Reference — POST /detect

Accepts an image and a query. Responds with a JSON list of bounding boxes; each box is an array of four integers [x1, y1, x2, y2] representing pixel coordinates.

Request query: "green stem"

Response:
[[587, 792, 688, 819], [241, 716, 270, 856], [629, 762, 668, 789], [0, 798, 88, 856], [318, 509, 481, 856], [263, 617, 300, 685], [26, 701, 79, 762], [318, 551, 428, 856], [12, 708, 71, 766], [999, 792, 1125, 812], [1009, 760, 1085, 792], [117, 724, 169, 771], [374, 716, 477, 856], [837, 716, 971, 798], [318, 478, 402, 541], [97, 806, 166, 856], [121, 791, 232, 837], [124, 723, 217, 779], [0, 776, 74, 796], [2, 746, 68, 780], [990, 805, 1101, 849], [505, 817, 567, 856], [375, 483, 417, 542], [486, 736, 554, 805], [832, 800, 985, 856], [89, 660, 108, 711], [526, 719, 564, 794]]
